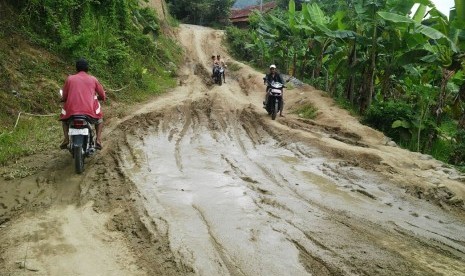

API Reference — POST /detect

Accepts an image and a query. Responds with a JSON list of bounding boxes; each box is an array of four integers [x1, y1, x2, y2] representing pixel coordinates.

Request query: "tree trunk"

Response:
[[435, 68, 455, 125], [314, 40, 330, 79], [381, 65, 393, 101], [458, 82, 465, 129], [359, 17, 378, 114], [330, 75, 338, 96], [450, 81, 465, 164], [359, 67, 370, 113], [292, 52, 297, 77], [344, 41, 357, 104], [300, 49, 308, 79]]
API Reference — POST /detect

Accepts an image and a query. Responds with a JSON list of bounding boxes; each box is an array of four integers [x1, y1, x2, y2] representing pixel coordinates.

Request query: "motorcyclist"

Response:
[[211, 55, 219, 77], [60, 58, 106, 150], [263, 64, 285, 116], [216, 54, 226, 83]]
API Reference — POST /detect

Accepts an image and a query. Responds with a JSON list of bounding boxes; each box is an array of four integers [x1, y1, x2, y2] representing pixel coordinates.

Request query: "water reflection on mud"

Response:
[[118, 104, 465, 276]]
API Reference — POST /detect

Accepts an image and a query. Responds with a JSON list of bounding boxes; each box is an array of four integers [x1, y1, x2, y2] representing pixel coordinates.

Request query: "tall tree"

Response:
[[167, 0, 234, 25]]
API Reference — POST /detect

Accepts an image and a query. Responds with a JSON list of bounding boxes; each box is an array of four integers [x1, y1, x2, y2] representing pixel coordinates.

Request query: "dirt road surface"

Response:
[[1, 24, 465, 276]]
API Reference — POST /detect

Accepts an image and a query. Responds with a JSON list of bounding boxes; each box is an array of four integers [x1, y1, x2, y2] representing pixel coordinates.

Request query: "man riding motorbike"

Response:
[[211, 55, 219, 77], [216, 54, 227, 83], [263, 64, 285, 117], [60, 58, 106, 150]]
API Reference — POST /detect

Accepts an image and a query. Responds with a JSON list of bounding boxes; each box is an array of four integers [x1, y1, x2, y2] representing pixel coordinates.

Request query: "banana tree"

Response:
[[376, 1, 431, 100], [379, 0, 465, 152], [255, 10, 295, 70], [245, 21, 271, 67], [379, 1, 465, 125], [295, 2, 356, 82]]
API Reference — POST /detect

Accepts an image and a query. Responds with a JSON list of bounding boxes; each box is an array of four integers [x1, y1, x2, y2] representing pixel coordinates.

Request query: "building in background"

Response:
[[230, 1, 276, 28]]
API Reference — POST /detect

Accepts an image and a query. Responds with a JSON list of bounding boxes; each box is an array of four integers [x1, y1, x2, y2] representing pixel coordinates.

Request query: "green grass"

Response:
[[335, 97, 359, 117], [166, 15, 180, 27], [430, 138, 454, 163], [285, 82, 295, 90], [0, 116, 61, 165], [439, 118, 457, 137], [227, 62, 242, 72], [0, 2, 184, 165], [0, 52, 180, 165], [294, 104, 318, 120]]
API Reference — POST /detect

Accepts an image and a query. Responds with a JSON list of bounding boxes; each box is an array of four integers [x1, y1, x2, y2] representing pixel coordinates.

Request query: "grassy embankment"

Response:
[[0, 1, 182, 165]]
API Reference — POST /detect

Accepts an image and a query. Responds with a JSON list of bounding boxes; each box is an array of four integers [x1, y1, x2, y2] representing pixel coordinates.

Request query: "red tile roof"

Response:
[[230, 2, 276, 22]]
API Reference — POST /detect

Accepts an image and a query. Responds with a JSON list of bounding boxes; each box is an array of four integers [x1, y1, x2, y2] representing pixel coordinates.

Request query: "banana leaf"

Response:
[[378, 11, 415, 24], [413, 4, 427, 23], [392, 119, 411, 129], [396, 49, 432, 66], [305, 3, 328, 26], [455, 0, 465, 23]]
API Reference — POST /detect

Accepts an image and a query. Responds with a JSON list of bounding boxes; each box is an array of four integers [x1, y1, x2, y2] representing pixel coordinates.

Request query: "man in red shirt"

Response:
[[60, 59, 106, 149]]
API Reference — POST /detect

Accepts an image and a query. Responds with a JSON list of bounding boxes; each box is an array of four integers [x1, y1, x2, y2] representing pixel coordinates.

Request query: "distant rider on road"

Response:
[[216, 54, 227, 83], [211, 55, 219, 77], [263, 64, 284, 117]]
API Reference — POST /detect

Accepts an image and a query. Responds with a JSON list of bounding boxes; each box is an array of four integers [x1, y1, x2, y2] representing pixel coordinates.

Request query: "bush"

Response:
[[0, 0, 182, 164], [362, 101, 415, 142], [225, 26, 254, 62], [10, 0, 180, 94], [294, 104, 318, 119], [450, 130, 465, 165]]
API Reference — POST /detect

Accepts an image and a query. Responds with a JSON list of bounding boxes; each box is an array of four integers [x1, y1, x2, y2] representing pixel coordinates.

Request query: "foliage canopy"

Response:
[[166, 0, 235, 26], [0, 0, 182, 163], [226, 0, 465, 165]]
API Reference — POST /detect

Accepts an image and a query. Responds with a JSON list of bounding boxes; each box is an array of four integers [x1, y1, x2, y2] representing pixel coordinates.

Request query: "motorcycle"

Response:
[[213, 65, 224, 86], [264, 81, 284, 120], [60, 90, 97, 174]]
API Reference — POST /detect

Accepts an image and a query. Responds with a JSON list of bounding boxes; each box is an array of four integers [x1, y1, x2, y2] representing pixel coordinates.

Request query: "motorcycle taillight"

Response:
[[73, 119, 86, 128]]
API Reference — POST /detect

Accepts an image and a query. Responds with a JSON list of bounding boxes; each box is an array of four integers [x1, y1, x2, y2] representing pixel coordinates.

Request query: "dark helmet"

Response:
[[76, 58, 89, 72]]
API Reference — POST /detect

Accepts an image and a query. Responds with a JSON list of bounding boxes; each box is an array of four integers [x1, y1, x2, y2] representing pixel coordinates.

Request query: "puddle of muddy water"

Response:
[[118, 107, 465, 276]]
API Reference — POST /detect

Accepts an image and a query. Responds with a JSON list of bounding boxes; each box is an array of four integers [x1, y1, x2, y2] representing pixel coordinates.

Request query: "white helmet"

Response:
[[269, 64, 276, 69]]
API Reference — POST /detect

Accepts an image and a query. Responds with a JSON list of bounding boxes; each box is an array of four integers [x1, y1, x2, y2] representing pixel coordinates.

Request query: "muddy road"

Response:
[[1, 24, 465, 275]]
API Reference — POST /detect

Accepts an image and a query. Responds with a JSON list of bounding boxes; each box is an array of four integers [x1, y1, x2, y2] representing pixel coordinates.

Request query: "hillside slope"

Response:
[[0, 0, 180, 164], [0, 2, 66, 125], [144, 0, 168, 20]]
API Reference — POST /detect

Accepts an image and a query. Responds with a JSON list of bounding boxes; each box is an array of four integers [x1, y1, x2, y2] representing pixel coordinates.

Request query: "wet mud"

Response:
[[114, 97, 465, 275], [1, 24, 465, 275]]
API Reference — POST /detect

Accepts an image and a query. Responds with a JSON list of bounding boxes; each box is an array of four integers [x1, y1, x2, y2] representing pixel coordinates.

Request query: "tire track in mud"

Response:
[[109, 135, 197, 275], [115, 95, 465, 275], [290, 239, 334, 276], [175, 105, 193, 172], [193, 205, 247, 276]]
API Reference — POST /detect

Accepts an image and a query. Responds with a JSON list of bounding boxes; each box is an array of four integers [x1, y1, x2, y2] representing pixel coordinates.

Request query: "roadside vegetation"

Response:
[[226, 0, 465, 166], [0, 0, 182, 165], [166, 0, 235, 26], [294, 104, 318, 120]]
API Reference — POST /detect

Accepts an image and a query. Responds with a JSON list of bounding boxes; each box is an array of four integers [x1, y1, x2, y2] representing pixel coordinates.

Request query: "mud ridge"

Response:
[[290, 239, 337, 276], [108, 143, 196, 275]]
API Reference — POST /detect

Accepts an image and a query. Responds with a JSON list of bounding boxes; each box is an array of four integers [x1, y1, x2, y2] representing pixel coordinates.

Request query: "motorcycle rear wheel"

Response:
[[74, 146, 85, 174]]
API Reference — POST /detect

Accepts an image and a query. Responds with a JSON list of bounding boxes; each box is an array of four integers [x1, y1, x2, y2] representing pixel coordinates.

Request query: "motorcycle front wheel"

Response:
[[272, 100, 279, 120]]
